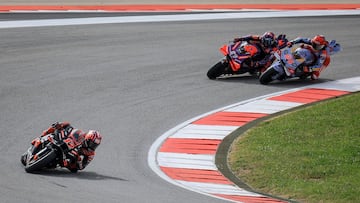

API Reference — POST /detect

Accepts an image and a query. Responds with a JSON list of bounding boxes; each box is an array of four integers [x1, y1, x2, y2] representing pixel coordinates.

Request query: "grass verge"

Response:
[[228, 92, 360, 203]]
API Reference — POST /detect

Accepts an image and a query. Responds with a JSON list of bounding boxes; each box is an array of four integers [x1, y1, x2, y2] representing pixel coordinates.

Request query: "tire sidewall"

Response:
[[259, 66, 278, 85], [207, 61, 228, 79], [25, 148, 57, 173]]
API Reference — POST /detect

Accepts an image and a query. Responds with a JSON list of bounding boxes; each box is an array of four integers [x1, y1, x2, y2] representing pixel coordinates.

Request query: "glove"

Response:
[[277, 34, 286, 40], [51, 122, 61, 129], [41, 130, 48, 136], [233, 37, 242, 43], [287, 41, 293, 47]]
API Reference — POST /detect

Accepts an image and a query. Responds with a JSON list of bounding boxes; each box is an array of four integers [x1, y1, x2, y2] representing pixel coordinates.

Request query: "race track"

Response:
[[0, 13, 359, 203]]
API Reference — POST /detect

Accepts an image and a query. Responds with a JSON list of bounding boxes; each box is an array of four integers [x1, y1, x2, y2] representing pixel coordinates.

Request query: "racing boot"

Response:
[[311, 71, 320, 80]]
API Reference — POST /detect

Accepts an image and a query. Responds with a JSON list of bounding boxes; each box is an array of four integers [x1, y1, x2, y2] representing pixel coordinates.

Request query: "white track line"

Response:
[[0, 10, 360, 28]]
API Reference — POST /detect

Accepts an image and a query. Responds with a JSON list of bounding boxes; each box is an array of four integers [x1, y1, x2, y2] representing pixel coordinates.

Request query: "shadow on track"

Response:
[[211, 74, 333, 88], [27, 168, 128, 182], [261, 78, 334, 88], [210, 75, 260, 84]]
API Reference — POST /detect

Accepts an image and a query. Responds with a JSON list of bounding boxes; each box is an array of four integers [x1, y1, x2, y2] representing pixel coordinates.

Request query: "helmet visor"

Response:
[[87, 141, 98, 150], [314, 44, 325, 50], [263, 38, 274, 47]]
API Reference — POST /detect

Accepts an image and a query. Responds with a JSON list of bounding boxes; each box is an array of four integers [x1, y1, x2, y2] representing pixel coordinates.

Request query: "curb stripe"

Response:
[[161, 167, 232, 184], [192, 112, 268, 126], [159, 138, 221, 154], [170, 124, 238, 140], [214, 194, 285, 203], [268, 88, 350, 103], [158, 152, 216, 170], [178, 181, 261, 196], [226, 99, 302, 114]]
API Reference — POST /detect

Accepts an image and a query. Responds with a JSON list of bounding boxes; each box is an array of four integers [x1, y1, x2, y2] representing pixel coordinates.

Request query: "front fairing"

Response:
[[219, 41, 261, 72], [220, 43, 241, 71], [270, 47, 314, 80], [220, 44, 229, 55], [25, 134, 64, 168], [271, 61, 285, 76], [277, 47, 310, 77], [280, 48, 300, 71], [25, 144, 51, 166]]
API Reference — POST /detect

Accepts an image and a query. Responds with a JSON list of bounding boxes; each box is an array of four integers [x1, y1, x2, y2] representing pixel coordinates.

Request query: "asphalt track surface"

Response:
[[0, 11, 359, 203]]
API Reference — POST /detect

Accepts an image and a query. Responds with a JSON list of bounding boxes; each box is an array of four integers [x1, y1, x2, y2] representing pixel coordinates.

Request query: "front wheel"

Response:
[[207, 61, 228, 79], [25, 147, 57, 173], [259, 67, 278, 85]]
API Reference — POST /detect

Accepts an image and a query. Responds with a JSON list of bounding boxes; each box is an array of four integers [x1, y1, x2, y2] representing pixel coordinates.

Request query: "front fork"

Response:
[[220, 57, 232, 74], [271, 62, 286, 80]]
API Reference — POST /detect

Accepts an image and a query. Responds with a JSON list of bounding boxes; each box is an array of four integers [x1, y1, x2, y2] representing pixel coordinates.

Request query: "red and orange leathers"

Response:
[[36, 122, 96, 171]]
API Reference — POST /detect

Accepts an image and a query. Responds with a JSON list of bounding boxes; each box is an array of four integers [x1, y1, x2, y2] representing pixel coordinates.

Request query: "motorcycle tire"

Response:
[[259, 67, 277, 85], [207, 61, 228, 80], [25, 148, 57, 173]]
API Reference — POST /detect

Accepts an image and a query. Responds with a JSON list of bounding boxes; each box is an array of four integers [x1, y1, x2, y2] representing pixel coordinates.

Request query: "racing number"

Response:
[[285, 53, 294, 65]]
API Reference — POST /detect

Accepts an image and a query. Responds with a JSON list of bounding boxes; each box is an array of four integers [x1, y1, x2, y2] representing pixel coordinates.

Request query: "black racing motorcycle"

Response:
[[21, 134, 78, 173]]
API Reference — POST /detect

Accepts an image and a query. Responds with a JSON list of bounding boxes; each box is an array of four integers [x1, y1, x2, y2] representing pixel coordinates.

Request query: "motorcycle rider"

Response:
[[21, 122, 102, 172], [233, 31, 288, 72], [287, 35, 331, 80]]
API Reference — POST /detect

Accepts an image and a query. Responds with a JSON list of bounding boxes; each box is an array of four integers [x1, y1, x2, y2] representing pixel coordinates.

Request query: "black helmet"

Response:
[[261, 32, 276, 47]]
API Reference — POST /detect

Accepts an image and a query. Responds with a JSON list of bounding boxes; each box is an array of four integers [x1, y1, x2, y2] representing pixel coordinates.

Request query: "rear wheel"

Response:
[[207, 61, 228, 79], [259, 67, 278, 85], [25, 147, 57, 173]]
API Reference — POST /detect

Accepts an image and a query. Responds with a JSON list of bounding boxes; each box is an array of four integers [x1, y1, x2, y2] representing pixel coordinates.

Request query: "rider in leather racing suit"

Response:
[[287, 35, 331, 80], [21, 122, 102, 172], [233, 31, 288, 72]]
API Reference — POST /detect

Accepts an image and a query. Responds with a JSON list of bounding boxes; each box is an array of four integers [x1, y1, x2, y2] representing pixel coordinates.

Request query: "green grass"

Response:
[[229, 92, 360, 203]]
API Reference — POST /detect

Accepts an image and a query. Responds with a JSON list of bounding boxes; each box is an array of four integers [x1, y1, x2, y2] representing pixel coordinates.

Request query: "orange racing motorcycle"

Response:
[[207, 41, 265, 79], [207, 35, 288, 80]]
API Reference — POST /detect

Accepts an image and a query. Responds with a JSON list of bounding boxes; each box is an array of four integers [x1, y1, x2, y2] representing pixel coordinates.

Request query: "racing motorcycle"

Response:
[[259, 40, 341, 85], [21, 133, 78, 173], [207, 41, 265, 79]]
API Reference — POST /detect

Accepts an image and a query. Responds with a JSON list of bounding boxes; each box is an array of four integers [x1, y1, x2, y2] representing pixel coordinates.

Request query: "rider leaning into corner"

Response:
[[21, 122, 102, 173], [287, 34, 341, 80], [233, 31, 288, 72]]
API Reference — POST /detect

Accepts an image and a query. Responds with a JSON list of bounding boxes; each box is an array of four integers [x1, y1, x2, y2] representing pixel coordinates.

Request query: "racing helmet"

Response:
[[261, 32, 276, 47], [84, 130, 102, 151], [311, 35, 328, 50]]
